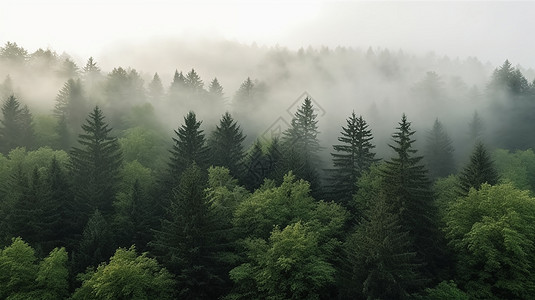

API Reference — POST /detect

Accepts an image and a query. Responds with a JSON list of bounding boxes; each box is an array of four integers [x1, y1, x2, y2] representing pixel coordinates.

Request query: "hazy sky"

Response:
[[2, 0, 534, 68]]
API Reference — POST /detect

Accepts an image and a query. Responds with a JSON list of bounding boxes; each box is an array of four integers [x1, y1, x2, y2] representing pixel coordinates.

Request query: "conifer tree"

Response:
[[381, 114, 443, 279], [243, 140, 267, 190], [468, 111, 483, 142], [327, 112, 377, 206], [208, 77, 224, 101], [208, 112, 246, 178], [148, 72, 164, 102], [280, 96, 322, 195], [185, 68, 204, 95], [0, 95, 35, 153], [168, 111, 210, 180], [458, 142, 499, 195], [424, 119, 455, 180], [70, 106, 122, 217], [152, 164, 221, 299], [53, 78, 87, 137], [346, 194, 422, 299]]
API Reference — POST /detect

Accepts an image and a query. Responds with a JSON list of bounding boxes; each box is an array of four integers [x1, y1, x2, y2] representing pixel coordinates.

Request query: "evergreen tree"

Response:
[[148, 72, 164, 102], [243, 140, 267, 190], [208, 77, 224, 101], [424, 119, 455, 180], [0, 95, 35, 153], [185, 68, 204, 96], [208, 112, 246, 178], [468, 110, 483, 142], [73, 209, 115, 274], [82, 56, 101, 76], [53, 78, 87, 138], [327, 112, 377, 206], [152, 164, 221, 299], [168, 111, 210, 180], [381, 114, 443, 280], [56, 114, 71, 151], [458, 142, 499, 195], [41, 157, 77, 252], [280, 96, 322, 196], [346, 194, 422, 299], [70, 106, 122, 217], [234, 77, 255, 104]]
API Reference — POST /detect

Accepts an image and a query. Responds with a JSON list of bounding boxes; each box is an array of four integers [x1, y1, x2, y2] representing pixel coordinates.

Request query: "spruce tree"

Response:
[[424, 119, 455, 180], [280, 96, 322, 195], [0, 95, 35, 153], [53, 78, 87, 139], [381, 114, 443, 279], [327, 112, 377, 206], [208, 112, 246, 178], [70, 106, 122, 218], [208, 77, 224, 101], [168, 111, 210, 180], [148, 72, 164, 102], [346, 194, 422, 299], [243, 140, 267, 190], [458, 142, 499, 195], [152, 164, 220, 299]]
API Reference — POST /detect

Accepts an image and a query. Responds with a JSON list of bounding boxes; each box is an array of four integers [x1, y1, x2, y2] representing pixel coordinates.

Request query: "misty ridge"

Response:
[[2, 39, 535, 168]]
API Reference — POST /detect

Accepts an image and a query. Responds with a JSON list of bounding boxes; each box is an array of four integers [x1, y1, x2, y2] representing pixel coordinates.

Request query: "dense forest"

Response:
[[1, 40, 535, 299]]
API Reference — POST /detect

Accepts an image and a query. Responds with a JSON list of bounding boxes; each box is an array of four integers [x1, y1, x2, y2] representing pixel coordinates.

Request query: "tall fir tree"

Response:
[[346, 194, 422, 299], [70, 106, 122, 218], [327, 112, 377, 207], [168, 111, 210, 181], [152, 164, 221, 299], [148, 72, 164, 102], [381, 114, 444, 280], [0, 95, 35, 153], [458, 142, 499, 195], [424, 119, 455, 180], [53, 78, 87, 140], [280, 96, 322, 196], [208, 112, 246, 178], [243, 140, 268, 191]]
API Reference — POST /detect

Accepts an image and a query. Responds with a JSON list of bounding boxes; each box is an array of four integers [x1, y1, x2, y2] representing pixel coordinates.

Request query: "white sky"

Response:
[[1, 0, 534, 68]]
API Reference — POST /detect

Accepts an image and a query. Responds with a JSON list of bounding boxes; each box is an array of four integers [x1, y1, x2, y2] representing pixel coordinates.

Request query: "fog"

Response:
[[1, 1, 535, 169]]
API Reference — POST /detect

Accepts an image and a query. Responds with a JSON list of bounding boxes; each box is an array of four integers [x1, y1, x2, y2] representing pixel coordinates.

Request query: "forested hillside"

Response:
[[1, 41, 535, 299]]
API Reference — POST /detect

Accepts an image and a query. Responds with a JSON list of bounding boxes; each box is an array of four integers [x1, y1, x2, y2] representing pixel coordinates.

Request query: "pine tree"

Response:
[[208, 77, 224, 101], [168, 70, 187, 104], [208, 112, 246, 178], [70, 106, 122, 218], [152, 164, 220, 299], [53, 78, 87, 137], [82, 57, 101, 76], [0, 95, 34, 153], [148, 72, 164, 102], [346, 194, 422, 299], [327, 112, 377, 206], [243, 140, 267, 190], [184, 68, 204, 95], [168, 111, 210, 180], [458, 142, 499, 195], [468, 111, 483, 142], [424, 119, 455, 180], [381, 114, 443, 279], [280, 96, 322, 195], [73, 210, 115, 274]]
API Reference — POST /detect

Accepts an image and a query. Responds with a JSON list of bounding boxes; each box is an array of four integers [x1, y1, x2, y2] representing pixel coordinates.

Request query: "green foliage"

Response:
[[433, 175, 460, 224], [119, 126, 168, 171], [72, 246, 175, 300], [458, 142, 499, 195], [493, 148, 535, 192], [0, 237, 38, 299], [445, 183, 535, 299], [230, 222, 336, 300], [36, 247, 69, 300], [413, 280, 468, 300]]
